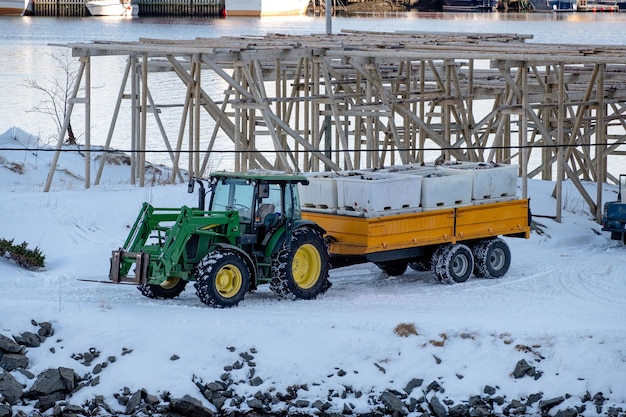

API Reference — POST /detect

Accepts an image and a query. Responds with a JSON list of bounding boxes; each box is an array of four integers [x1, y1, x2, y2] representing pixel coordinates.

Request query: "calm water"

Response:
[[2, 13, 626, 167]]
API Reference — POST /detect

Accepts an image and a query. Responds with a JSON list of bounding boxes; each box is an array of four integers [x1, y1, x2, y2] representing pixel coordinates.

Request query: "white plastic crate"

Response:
[[418, 168, 474, 209], [299, 173, 338, 213], [439, 162, 518, 201], [336, 172, 422, 217]]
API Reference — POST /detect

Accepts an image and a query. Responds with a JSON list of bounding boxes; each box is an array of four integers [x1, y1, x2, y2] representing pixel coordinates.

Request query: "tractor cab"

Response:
[[189, 171, 308, 246]]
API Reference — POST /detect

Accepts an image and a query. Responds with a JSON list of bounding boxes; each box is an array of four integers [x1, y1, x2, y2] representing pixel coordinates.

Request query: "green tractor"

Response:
[[109, 172, 331, 308]]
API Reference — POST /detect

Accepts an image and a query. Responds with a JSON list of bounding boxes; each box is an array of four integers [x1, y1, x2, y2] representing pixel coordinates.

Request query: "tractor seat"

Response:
[[263, 212, 281, 230]]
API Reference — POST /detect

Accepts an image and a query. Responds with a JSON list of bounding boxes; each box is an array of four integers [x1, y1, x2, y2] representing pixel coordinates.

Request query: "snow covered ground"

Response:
[[1, 127, 626, 416]]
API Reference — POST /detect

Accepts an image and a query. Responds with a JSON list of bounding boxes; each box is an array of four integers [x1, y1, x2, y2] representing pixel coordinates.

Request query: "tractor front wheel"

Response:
[[270, 227, 331, 300], [138, 277, 187, 299], [194, 249, 251, 308]]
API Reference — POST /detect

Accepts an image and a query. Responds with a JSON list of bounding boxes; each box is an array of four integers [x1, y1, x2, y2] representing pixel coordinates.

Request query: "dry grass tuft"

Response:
[[429, 333, 448, 347], [1, 159, 26, 175], [394, 322, 418, 337]]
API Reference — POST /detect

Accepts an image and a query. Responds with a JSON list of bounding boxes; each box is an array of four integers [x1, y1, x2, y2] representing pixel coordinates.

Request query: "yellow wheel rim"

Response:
[[215, 264, 243, 298], [292, 243, 322, 289], [160, 277, 181, 290]]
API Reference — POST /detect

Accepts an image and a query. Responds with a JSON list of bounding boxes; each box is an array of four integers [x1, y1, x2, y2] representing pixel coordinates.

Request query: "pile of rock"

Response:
[[1, 322, 624, 417]]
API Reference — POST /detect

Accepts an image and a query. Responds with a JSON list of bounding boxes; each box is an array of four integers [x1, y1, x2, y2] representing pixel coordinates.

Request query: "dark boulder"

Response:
[[0, 370, 23, 405], [381, 390, 408, 415], [170, 394, 214, 417], [0, 353, 29, 371], [25, 367, 78, 398], [0, 334, 22, 354], [13, 332, 41, 348], [513, 359, 535, 379]]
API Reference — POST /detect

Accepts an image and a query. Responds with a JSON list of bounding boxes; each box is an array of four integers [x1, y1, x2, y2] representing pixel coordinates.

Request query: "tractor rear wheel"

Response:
[[431, 243, 474, 284], [472, 238, 511, 279], [138, 277, 187, 299], [375, 261, 408, 276], [270, 227, 331, 300], [194, 249, 251, 308]]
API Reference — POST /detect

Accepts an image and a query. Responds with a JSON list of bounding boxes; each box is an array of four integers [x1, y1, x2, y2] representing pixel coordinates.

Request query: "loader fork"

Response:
[[110, 250, 150, 285]]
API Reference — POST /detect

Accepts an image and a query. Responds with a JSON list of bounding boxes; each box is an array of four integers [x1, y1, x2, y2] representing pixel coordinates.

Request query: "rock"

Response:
[[513, 359, 535, 378], [526, 392, 542, 405], [15, 368, 34, 380], [13, 332, 41, 348], [249, 376, 263, 386], [0, 353, 29, 371], [381, 390, 408, 415], [426, 380, 443, 393], [0, 334, 22, 354], [555, 408, 578, 417], [247, 398, 264, 410], [504, 399, 526, 415], [59, 367, 77, 392], [62, 403, 86, 415], [539, 396, 565, 413], [295, 399, 310, 408], [470, 405, 492, 417], [37, 322, 53, 338], [170, 394, 214, 417], [449, 403, 470, 416], [312, 399, 330, 411], [404, 378, 424, 394], [429, 396, 448, 417], [125, 390, 142, 414], [0, 370, 23, 405], [26, 367, 77, 397], [483, 385, 496, 395], [34, 390, 65, 412], [0, 404, 11, 417]]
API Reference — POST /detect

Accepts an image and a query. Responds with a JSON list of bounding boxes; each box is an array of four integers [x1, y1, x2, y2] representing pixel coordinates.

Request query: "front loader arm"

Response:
[[110, 206, 242, 285]]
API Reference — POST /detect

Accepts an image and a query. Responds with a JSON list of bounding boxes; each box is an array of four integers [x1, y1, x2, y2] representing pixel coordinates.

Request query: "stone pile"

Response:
[[0, 322, 624, 417]]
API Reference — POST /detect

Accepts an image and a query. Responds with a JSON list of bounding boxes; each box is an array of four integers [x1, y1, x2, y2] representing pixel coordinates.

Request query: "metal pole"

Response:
[[325, 0, 331, 34]]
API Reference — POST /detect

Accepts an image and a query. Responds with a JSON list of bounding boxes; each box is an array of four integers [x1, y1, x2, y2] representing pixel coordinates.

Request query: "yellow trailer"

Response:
[[302, 198, 530, 284]]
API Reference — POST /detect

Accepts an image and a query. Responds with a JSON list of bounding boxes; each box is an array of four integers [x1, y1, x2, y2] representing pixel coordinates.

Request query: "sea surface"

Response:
[[2, 12, 626, 170]]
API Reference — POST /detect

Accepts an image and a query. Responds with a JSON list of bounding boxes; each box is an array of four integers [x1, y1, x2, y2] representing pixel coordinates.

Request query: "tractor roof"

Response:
[[209, 171, 309, 185]]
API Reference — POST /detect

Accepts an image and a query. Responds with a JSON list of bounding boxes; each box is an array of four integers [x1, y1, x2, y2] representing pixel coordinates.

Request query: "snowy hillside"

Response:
[[1, 127, 626, 416]]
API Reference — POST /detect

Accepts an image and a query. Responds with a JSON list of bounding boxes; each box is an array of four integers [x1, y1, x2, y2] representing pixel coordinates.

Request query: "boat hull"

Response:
[[86, 0, 137, 15], [0, 0, 27, 15], [441, 0, 497, 10], [225, 0, 309, 16]]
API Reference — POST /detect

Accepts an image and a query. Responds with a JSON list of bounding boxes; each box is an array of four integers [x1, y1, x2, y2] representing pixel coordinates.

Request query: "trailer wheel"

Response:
[[408, 258, 431, 272], [472, 238, 511, 279], [431, 243, 474, 284], [270, 227, 331, 300], [138, 277, 187, 299], [194, 249, 250, 308], [375, 261, 408, 276]]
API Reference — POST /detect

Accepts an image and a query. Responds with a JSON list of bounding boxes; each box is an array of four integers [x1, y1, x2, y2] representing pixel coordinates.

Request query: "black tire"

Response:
[[270, 227, 331, 300], [194, 249, 251, 308], [375, 261, 408, 276], [138, 277, 187, 299], [472, 238, 511, 279], [431, 243, 474, 284]]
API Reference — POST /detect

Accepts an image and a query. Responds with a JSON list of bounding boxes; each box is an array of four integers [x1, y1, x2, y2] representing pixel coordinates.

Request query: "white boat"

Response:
[[85, 0, 138, 16], [224, 0, 309, 16], [0, 0, 27, 15]]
